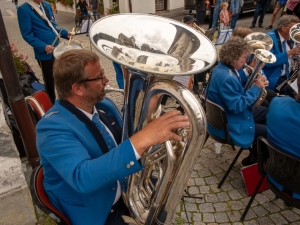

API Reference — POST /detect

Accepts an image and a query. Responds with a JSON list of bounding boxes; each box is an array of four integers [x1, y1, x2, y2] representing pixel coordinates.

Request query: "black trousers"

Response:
[[37, 58, 55, 103], [105, 198, 130, 225]]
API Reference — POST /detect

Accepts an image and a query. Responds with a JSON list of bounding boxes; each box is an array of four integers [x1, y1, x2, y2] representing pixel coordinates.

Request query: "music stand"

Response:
[[75, 12, 94, 36], [276, 68, 299, 93]]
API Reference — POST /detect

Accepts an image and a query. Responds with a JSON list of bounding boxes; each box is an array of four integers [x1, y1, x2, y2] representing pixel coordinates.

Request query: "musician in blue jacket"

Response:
[[264, 15, 300, 97], [205, 37, 269, 166], [36, 49, 188, 225], [266, 73, 300, 199], [17, 0, 73, 103]]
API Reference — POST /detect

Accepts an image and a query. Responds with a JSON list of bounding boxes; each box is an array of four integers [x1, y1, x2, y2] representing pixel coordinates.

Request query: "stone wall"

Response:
[[0, 97, 36, 225]]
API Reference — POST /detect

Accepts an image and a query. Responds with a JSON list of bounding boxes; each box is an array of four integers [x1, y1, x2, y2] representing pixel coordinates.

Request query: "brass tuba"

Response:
[[289, 23, 300, 72], [244, 32, 276, 108], [89, 13, 217, 225]]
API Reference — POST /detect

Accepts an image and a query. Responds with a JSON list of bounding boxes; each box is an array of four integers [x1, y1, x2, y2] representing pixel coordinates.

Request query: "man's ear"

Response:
[[71, 83, 85, 97]]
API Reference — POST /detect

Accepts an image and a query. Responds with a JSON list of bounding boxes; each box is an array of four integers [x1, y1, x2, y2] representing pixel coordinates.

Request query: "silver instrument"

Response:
[[89, 13, 217, 225], [289, 23, 300, 72], [244, 32, 276, 108]]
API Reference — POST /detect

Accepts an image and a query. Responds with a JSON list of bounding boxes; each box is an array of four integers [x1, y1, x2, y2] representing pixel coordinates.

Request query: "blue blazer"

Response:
[[36, 99, 143, 225], [267, 96, 300, 157], [206, 62, 261, 148], [264, 30, 289, 90], [17, 1, 69, 61]]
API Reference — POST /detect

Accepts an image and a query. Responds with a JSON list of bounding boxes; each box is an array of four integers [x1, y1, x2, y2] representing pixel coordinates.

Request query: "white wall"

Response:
[[119, 0, 130, 13], [168, 0, 184, 10], [131, 0, 155, 14]]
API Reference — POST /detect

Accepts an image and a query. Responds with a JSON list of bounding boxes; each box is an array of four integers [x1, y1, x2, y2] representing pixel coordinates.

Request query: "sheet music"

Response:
[[290, 78, 298, 92]]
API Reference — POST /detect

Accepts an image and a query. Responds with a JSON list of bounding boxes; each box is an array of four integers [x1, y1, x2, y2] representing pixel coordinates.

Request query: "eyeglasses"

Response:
[[79, 70, 106, 84]]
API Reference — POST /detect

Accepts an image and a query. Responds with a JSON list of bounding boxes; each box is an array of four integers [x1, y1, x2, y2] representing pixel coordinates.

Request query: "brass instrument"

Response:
[[90, 13, 217, 225], [244, 32, 276, 108], [193, 22, 206, 34], [289, 23, 300, 72]]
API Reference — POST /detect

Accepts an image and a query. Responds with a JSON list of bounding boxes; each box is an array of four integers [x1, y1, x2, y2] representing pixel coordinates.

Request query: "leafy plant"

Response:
[[105, 2, 119, 15], [45, 0, 56, 4], [58, 0, 74, 7], [10, 44, 31, 74], [99, 0, 104, 15]]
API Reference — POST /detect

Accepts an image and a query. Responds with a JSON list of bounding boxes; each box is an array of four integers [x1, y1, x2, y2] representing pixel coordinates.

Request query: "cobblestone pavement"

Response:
[[2, 2, 300, 224]]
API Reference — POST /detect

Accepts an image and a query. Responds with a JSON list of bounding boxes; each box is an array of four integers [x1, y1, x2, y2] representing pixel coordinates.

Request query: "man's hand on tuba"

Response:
[[254, 75, 269, 89]]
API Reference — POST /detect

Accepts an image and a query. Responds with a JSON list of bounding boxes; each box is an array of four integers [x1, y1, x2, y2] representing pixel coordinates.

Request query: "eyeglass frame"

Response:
[[79, 69, 106, 84]]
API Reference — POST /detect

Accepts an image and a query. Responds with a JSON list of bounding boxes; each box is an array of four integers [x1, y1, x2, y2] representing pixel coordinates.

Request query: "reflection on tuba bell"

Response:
[[289, 23, 300, 72], [90, 13, 217, 225], [244, 32, 276, 108]]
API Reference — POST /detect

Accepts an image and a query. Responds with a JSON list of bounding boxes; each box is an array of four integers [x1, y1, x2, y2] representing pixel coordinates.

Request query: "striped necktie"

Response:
[[92, 113, 116, 150]]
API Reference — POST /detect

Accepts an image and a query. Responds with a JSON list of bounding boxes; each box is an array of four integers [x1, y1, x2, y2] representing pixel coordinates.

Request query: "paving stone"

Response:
[[187, 178, 195, 186], [241, 196, 258, 207], [228, 169, 240, 179], [194, 162, 203, 170], [219, 182, 234, 192], [228, 189, 244, 200], [215, 212, 229, 223], [255, 193, 270, 204], [213, 202, 229, 212], [205, 176, 219, 185], [272, 198, 287, 209], [243, 220, 259, 225], [209, 165, 223, 175], [199, 203, 214, 213], [252, 205, 269, 217], [215, 192, 229, 202], [233, 222, 244, 225], [198, 168, 212, 177], [230, 201, 245, 210], [183, 202, 198, 212], [209, 184, 222, 193], [230, 178, 245, 189], [269, 212, 288, 224], [191, 170, 200, 178], [262, 202, 280, 213], [281, 210, 300, 222], [242, 208, 257, 220], [199, 185, 211, 194], [238, 187, 249, 198], [187, 186, 200, 195], [203, 213, 215, 223], [262, 189, 276, 201], [256, 216, 274, 224], [227, 210, 242, 222], [193, 213, 202, 223], [293, 207, 300, 215], [195, 177, 206, 186], [204, 194, 219, 203]]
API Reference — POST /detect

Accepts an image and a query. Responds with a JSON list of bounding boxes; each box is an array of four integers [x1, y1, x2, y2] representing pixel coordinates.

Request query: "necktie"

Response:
[[92, 113, 116, 150], [282, 40, 289, 77]]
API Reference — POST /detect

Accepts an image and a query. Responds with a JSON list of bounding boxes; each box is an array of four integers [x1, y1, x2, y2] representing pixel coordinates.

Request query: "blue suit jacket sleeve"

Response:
[[36, 106, 142, 195], [219, 75, 261, 114]]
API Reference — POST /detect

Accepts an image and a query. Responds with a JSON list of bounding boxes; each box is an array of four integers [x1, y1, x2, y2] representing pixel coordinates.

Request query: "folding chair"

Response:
[[205, 98, 249, 188], [241, 137, 300, 220], [30, 165, 71, 225]]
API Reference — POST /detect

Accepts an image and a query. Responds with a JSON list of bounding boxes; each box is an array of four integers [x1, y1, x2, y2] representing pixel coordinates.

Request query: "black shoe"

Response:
[[250, 25, 255, 28], [259, 24, 263, 28], [241, 154, 257, 166], [266, 25, 273, 30]]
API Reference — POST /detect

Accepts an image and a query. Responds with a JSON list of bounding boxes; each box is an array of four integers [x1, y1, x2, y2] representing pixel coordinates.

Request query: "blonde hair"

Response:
[[232, 27, 253, 38], [221, 2, 228, 9]]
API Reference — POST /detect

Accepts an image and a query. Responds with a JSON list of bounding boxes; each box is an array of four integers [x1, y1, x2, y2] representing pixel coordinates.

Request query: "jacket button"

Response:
[[250, 127, 252, 129], [247, 117, 250, 120], [110, 209, 114, 213], [130, 161, 134, 166], [126, 164, 130, 168], [112, 188, 116, 190]]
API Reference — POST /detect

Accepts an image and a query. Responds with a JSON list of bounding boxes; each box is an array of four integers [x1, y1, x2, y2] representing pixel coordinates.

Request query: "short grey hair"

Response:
[[219, 36, 251, 66], [277, 15, 300, 30]]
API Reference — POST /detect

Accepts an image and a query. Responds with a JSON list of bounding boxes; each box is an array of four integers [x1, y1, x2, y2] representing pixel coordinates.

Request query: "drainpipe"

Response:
[[0, 10, 40, 169]]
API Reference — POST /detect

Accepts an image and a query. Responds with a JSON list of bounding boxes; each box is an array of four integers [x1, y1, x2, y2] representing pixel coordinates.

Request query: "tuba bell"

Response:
[[244, 32, 276, 108], [89, 13, 217, 225], [289, 23, 300, 72]]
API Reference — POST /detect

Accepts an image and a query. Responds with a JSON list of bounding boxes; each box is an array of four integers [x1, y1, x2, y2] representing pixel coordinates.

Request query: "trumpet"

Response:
[[193, 23, 218, 42], [193, 23, 206, 34], [244, 32, 276, 108]]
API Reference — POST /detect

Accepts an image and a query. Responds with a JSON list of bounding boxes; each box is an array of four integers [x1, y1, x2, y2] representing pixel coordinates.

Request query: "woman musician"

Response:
[[205, 36, 269, 166]]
